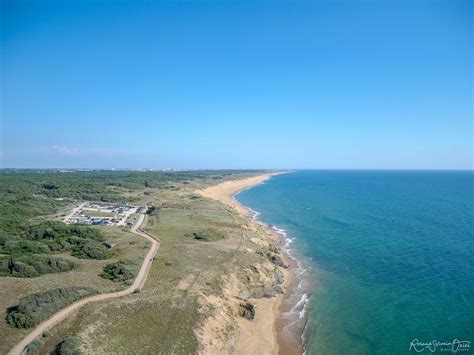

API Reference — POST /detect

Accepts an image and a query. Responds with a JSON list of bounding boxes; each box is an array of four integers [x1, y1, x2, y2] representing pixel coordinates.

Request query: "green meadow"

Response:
[[0, 170, 268, 354]]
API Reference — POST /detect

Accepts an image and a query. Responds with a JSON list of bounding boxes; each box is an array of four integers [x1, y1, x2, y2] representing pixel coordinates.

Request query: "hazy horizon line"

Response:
[[0, 167, 472, 172]]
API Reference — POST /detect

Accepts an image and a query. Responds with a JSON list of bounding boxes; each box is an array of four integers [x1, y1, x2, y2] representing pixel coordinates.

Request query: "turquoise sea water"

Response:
[[236, 171, 473, 355]]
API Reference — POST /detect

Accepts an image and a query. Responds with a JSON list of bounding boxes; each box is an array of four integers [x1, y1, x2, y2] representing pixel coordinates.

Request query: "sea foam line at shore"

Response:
[[233, 189, 313, 355]]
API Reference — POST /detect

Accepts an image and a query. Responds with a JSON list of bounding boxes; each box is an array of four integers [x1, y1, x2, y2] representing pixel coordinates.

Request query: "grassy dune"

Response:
[[38, 177, 271, 353], [1, 170, 275, 353]]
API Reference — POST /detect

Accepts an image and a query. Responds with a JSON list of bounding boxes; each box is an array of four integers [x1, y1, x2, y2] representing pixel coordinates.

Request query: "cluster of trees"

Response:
[[0, 170, 247, 204], [0, 170, 254, 236], [0, 169, 252, 238], [0, 219, 105, 250], [101, 259, 139, 283], [6, 287, 97, 328], [0, 169, 256, 278], [0, 221, 111, 277], [0, 255, 78, 278]]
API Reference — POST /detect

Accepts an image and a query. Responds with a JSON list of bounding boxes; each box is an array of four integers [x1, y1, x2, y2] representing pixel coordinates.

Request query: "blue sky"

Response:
[[1, 0, 472, 169]]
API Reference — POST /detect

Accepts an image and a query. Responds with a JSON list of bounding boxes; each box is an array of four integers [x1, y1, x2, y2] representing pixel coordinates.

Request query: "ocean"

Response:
[[236, 170, 473, 355]]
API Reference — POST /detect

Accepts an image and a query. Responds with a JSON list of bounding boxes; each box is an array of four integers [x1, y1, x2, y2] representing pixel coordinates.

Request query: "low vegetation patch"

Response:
[[188, 229, 224, 242], [0, 221, 110, 278], [101, 259, 139, 283], [146, 206, 158, 215], [54, 335, 82, 355], [6, 287, 97, 329], [238, 302, 255, 320], [70, 238, 110, 260], [0, 255, 78, 278], [26, 339, 44, 354]]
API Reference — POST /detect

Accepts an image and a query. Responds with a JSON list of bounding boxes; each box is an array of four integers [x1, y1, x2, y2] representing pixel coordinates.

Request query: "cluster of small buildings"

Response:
[[64, 202, 139, 227], [68, 217, 119, 226]]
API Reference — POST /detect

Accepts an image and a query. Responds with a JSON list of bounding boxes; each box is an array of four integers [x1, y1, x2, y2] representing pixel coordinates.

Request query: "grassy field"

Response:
[[0, 170, 273, 354], [37, 177, 271, 353]]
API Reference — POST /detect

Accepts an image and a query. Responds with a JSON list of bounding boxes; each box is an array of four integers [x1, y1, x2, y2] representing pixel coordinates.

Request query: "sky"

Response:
[[1, 0, 472, 169]]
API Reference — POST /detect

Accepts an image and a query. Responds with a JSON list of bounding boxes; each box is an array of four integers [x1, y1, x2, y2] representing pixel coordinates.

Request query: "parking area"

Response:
[[63, 202, 140, 227]]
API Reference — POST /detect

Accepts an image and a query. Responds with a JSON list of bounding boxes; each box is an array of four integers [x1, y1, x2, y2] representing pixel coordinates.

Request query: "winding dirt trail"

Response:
[[8, 213, 160, 355]]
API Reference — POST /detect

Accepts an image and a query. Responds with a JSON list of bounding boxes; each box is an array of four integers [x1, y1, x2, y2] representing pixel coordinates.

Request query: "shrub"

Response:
[[189, 229, 224, 242], [101, 259, 139, 283], [54, 335, 82, 355], [71, 239, 110, 259], [3, 239, 52, 255], [6, 287, 97, 328], [146, 206, 158, 215], [42, 330, 52, 338], [26, 221, 103, 242], [0, 255, 78, 278], [26, 339, 44, 354]]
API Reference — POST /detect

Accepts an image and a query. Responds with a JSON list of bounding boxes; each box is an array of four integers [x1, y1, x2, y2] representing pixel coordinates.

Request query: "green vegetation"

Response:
[[0, 169, 247, 208], [146, 206, 158, 215], [0, 169, 265, 353], [54, 336, 83, 355], [1, 220, 105, 254], [189, 229, 224, 241], [0, 255, 78, 278], [26, 339, 44, 354], [0, 220, 110, 278], [47, 179, 274, 354], [70, 238, 110, 260], [101, 259, 139, 283], [6, 287, 97, 329]]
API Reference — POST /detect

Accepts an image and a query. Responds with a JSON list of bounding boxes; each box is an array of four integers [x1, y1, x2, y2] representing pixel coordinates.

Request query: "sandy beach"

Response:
[[200, 172, 299, 355]]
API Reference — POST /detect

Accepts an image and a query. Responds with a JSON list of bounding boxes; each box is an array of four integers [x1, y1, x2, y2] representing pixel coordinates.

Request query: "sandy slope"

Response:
[[8, 213, 160, 355], [200, 174, 275, 217], [199, 172, 292, 355]]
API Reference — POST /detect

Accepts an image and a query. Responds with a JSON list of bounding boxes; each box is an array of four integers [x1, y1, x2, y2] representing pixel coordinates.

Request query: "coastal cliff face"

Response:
[[195, 216, 289, 354], [192, 173, 292, 354]]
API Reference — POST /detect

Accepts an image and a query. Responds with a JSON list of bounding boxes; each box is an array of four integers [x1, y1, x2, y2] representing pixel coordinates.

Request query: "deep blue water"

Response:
[[237, 170, 473, 355]]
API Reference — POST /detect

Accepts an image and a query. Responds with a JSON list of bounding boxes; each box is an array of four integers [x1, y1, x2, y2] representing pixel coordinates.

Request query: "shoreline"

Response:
[[199, 171, 304, 354]]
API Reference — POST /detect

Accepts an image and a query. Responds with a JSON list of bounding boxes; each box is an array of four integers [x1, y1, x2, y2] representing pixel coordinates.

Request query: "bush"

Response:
[[71, 239, 110, 259], [2, 239, 52, 255], [101, 259, 139, 283], [42, 330, 52, 338], [189, 229, 224, 242], [6, 287, 97, 328], [0, 255, 78, 278], [26, 221, 103, 242], [54, 335, 82, 355], [0, 220, 110, 276], [27, 339, 44, 354], [146, 206, 158, 215]]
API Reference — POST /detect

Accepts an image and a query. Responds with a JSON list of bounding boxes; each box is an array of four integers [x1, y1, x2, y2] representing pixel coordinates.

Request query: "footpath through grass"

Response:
[[37, 174, 266, 354], [0, 170, 264, 353]]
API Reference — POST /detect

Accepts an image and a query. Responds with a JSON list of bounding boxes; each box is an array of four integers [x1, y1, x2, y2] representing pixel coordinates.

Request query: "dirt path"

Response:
[[62, 202, 86, 223], [8, 213, 160, 355]]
